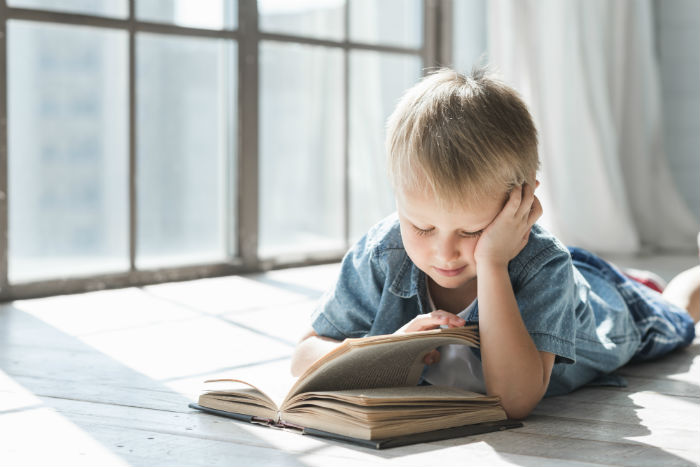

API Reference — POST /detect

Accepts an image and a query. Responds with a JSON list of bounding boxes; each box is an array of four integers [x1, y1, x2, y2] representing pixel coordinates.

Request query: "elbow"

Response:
[[491, 354, 554, 420], [496, 385, 547, 420], [501, 398, 538, 420]]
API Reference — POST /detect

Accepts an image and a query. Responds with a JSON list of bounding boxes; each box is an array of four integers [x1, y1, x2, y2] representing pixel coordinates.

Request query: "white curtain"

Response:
[[488, 0, 699, 254]]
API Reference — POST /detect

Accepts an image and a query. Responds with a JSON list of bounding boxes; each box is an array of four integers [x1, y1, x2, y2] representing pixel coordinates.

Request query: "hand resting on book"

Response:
[[292, 310, 467, 376], [394, 310, 467, 365]]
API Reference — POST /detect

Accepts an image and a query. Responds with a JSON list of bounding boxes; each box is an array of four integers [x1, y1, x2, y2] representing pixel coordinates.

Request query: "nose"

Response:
[[435, 235, 460, 265]]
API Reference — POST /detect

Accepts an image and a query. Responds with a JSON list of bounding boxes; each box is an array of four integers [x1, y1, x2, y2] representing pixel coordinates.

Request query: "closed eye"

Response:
[[412, 225, 434, 236], [460, 230, 483, 238], [412, 224, 482, 238]]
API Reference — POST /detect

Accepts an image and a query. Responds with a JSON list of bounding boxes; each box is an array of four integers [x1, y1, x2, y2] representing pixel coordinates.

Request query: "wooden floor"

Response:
[[1, 256, 699, 466]]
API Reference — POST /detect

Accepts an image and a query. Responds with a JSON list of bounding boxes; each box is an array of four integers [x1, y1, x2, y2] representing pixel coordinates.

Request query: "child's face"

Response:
[[396, 187, 504, 291]]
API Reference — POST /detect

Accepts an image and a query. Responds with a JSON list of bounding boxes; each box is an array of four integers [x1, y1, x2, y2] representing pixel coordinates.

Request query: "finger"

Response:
[[517, 183, 536, 219], [519, 190, 537, 225], [423, 349, 441, 365], [503, 185, 523, 216], [411, 312, 464, 331], [430, 310, 465, 323], [524, 182, 536, 203], [527, 195, 543, 225]]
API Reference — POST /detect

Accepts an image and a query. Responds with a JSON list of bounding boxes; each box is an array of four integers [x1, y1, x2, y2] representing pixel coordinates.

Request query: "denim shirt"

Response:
[[311, 213, 649, 397]]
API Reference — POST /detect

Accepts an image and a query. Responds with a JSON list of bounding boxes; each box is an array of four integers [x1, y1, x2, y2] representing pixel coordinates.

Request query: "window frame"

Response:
[[0, 0, 452, 301]]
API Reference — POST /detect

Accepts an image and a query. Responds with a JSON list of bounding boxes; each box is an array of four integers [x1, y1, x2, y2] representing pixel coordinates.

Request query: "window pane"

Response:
[[349, 0, 422, 48], [349, 51, 422, 241], [137, 0, 238, 30], [7, 21, 129, 282], [7, 0, 127, 18], [136, 34, 236, 268], [260, 42, 344, 256], [259, 0, 345, 41]]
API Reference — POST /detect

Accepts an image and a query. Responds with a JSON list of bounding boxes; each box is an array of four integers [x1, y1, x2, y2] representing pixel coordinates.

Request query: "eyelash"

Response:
[[412, 226, 434, 237], [411, 225, 482, 238]]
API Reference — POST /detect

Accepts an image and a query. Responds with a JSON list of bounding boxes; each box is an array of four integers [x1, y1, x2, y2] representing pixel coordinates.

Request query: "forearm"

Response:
[[477, 262, 548, 419], [290, 335, 342, 377]]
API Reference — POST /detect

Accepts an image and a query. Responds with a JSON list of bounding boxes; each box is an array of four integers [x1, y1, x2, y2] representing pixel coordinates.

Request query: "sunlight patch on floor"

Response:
[[0, 370, 128, 467]]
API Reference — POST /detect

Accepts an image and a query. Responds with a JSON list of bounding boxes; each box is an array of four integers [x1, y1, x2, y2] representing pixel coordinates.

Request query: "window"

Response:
[[0, 1, 441, 300]]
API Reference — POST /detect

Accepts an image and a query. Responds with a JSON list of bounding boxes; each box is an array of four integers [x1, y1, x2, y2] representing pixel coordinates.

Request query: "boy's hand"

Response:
[[394, 310, 466, 365], [474, 183, 542, 269], [395, 310, 466, 333]]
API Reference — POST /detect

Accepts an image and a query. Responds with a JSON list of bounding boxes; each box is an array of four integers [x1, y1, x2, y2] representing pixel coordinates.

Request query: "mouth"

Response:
[[433, 265, 466, 277]]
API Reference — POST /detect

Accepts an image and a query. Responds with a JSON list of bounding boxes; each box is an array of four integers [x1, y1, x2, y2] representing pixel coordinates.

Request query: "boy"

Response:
[[290, 67, 698, 419]]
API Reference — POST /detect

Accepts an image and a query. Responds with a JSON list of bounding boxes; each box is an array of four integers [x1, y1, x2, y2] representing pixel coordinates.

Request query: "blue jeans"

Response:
[[568, 247, 696, 363]]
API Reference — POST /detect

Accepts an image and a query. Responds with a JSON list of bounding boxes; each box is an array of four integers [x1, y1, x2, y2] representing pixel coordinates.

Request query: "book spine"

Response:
[[251, 416, 276, 427], [277, 421, 305, 432], [256, 413, 304, 432]]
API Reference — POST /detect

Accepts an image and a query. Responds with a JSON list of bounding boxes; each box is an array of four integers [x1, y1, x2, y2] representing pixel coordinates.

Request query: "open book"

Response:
[[189, 326, 521, 448]]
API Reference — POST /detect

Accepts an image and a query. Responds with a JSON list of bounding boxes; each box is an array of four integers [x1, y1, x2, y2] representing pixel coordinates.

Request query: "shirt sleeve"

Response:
[[310, 235, 386, 341], [512, 246, 578, 364]]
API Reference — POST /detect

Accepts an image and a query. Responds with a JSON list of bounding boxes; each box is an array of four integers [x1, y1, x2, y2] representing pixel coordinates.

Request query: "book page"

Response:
[[284, 327, 479, 405], [198, 393, 276, 419], [284, 396, 504, 424], [288, 385, 499, 407], [200, 378, 288, 412], [281, 396, 506, 440]]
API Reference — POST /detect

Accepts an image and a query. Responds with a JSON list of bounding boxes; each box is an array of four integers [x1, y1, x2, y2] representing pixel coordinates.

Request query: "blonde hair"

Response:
[[386, 67, 539, 207]]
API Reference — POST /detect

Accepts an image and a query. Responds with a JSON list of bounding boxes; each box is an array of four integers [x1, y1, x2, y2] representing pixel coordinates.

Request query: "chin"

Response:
[[430, 273, 474, 290]]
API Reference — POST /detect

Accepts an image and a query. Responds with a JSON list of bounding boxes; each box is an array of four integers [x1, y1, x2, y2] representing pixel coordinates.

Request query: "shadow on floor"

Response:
[[0, 304, 316, 467]]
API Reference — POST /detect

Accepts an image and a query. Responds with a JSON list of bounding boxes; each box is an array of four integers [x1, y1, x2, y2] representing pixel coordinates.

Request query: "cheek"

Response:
[[450, 237, 478, 262], [400, 231, 429, 262], [403, 235, 425, 258], [463, 238, 479, 255], [464, 239, 482, 263]]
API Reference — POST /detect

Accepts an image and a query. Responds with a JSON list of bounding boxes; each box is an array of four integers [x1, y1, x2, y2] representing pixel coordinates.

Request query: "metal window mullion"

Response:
[[4, 7, 241, 41], [128, 0, 136, 272], [342, 0, 350, 249], [1, 252, 343, 301], [0, 2, 9, 298], [237, 0, 259, 269], [424, 0, 439, 71], [441, 0, 454, 67], [258, 31, 421, 55]]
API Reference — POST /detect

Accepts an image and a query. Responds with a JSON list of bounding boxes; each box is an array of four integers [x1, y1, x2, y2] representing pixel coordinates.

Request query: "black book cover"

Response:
[[188, 403, 523, 450]]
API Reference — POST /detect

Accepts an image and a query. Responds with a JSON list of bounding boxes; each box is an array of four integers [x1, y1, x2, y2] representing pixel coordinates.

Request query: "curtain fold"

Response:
[[488, 0, 698, 254]]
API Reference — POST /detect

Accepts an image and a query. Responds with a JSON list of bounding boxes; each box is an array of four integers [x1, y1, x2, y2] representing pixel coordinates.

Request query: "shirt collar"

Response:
[[388, 255, 430, 314]]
